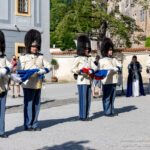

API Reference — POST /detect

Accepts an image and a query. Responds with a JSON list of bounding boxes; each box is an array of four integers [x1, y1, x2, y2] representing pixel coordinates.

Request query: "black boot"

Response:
[[24, 127, 33, 131], [33, 127, 41, 131], [0, 134, 8, 138]]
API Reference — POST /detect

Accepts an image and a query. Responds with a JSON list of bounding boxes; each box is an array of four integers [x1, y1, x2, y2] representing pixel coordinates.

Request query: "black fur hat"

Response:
[[132, 55, 137, 59], [24, 29, 41, 53], [77, 35, 91, 56], [0, 30, 5, 55], [101, 38, 114, 57]]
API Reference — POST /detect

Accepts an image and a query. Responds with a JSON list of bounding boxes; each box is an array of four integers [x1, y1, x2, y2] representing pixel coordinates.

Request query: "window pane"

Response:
[[18, 0, 28, 13], [24, 0, 28, 13], [125, 0, 129, 8], [18, 46, 26, 54], [140, 10, 145, 22], [18, 0, 23, 12]]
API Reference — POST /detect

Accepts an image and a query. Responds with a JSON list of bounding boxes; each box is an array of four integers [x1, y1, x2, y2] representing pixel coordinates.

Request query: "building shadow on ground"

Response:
[[92, 105, 138, 120], [37, 141, 96, 150], [6, 116, 78, 136]]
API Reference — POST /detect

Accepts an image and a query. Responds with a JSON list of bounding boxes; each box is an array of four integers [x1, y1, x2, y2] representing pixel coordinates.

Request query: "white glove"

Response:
[[109, 67, 119, 72], [88, 70, 93, 74], [113, 67, 119, 72], [9, 73, 22, 83], [0, 68, 7, 76], [37, 69, 47, 75]]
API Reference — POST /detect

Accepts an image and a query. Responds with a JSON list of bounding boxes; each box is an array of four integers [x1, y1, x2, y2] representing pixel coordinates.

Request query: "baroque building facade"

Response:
[[107, 0, 150, 48], [0, 0, 50, 60]]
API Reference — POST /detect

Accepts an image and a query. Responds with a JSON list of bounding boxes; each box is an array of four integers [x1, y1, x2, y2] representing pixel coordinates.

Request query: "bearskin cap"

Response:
[[77, 35, 91, 56], [101, 38, 114, 57], [0, 30, 5, 55], [24, 29, 41, 53]]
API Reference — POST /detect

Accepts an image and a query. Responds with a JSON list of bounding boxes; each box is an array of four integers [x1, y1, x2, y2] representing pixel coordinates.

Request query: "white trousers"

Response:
[[132, 79, 139, 97]]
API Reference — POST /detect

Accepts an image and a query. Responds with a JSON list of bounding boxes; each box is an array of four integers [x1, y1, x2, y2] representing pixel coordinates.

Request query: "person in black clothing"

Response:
[[126, 55, 145, 97]]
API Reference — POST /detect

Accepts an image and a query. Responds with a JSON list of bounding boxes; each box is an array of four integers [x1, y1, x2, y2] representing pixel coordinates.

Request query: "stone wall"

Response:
[[52, 49, 150, 83], [53, 56, 76, 82], [52, 55, 96, 82]]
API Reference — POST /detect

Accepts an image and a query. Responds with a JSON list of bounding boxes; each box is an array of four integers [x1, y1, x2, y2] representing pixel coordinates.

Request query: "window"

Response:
[[15, 0, 31, 16], [18, 0, 28, 13], [125, 0, 129, 8], [140, 10, 145, 22], [133, 13, 136, 20], [15, 43, 26, 58]]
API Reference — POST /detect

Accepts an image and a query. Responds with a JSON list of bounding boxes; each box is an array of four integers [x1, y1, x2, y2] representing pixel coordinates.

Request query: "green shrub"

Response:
[[145, 37, 150, 47], [51, 59, 58, 66]]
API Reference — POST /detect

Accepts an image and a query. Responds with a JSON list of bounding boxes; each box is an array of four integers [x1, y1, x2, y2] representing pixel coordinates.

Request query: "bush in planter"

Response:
[[145, 37, 150, 47], [51, 59, 58, 66], [51, 59, 58, 82]]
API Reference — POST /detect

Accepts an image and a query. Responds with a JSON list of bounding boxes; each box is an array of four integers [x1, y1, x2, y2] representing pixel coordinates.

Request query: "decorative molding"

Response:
[[0, 0, 11, 24], [34, 0, 41, 27], [0, 25, 43, 32]]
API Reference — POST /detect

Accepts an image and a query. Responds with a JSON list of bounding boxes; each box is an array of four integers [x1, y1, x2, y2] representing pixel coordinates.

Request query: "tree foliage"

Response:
[[50, 0, 76, 50], [50, 0, 149, 50], [145, 37, 150, 47]]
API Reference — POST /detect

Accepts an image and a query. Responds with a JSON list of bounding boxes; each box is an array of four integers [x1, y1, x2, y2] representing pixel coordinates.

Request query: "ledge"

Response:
[[51, 48, 150, 55]]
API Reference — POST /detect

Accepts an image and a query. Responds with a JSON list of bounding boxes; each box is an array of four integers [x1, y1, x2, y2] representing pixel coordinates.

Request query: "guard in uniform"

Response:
[[0, 30, 13, 138], [99, 38, 121, 117], [72, 35, 97, 121], [19, 29, 51, 131]]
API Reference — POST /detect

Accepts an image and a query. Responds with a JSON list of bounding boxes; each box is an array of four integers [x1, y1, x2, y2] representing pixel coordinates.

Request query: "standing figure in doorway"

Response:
[[126, 55, 145, 97]]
